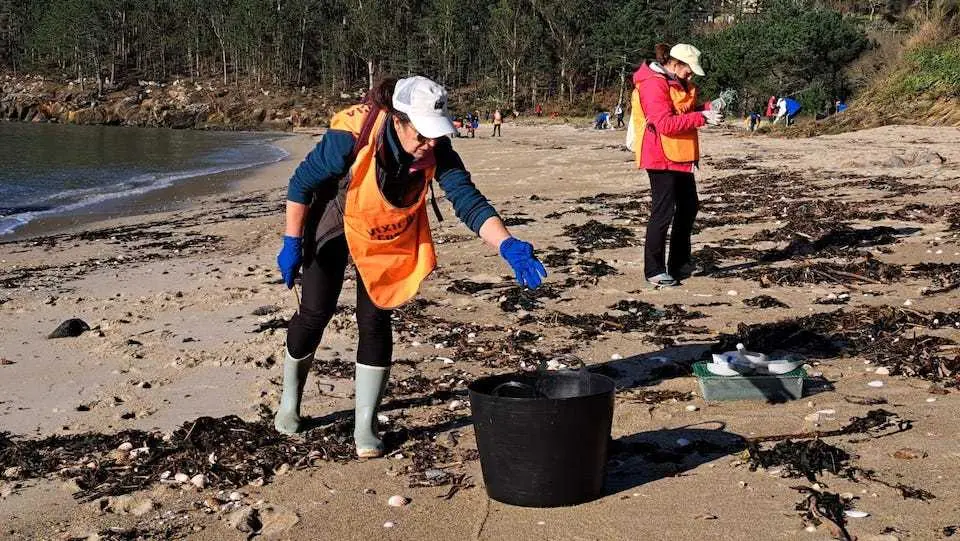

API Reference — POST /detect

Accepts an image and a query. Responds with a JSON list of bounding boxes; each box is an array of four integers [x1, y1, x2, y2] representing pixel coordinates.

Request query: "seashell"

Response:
[[387, 495, 409, 507], [844, 510, 869, 518]]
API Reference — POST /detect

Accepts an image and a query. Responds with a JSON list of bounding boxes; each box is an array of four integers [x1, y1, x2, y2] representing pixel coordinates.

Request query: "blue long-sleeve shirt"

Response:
[[287, 118, 498, 234]]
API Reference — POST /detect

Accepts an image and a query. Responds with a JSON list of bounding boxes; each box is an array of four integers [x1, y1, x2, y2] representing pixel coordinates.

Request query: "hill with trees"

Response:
[[0, 0, 954, 130]]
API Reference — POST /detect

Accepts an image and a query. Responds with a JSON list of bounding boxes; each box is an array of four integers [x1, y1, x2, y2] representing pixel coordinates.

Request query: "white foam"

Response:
[[0, 143, 288, 235]]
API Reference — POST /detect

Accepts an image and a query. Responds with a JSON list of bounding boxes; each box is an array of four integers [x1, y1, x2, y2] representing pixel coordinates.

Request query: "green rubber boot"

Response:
[[354, 363, 390, 458], [274, 348, 314, 435]]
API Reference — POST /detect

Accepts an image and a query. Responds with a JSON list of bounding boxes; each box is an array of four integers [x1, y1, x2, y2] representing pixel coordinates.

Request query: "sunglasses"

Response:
[[415, 131, 436, 146]]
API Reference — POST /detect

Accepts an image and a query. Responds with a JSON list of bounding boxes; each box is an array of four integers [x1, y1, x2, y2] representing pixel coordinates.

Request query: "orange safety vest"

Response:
[[634, 83, 700, 165], [332, 104, 438, 309]]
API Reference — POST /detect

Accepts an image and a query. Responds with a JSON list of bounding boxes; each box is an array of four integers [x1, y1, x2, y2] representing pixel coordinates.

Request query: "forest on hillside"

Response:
[[0, 0, 942, 114]]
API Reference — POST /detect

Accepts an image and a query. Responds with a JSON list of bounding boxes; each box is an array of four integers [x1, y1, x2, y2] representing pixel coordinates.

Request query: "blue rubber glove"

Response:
[[277, 235, 303, 289], [499, 237, 548, 289]]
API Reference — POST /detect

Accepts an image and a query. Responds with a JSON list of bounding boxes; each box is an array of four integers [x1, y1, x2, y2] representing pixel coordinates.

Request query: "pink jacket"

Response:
[[633, 63, 712, 173]]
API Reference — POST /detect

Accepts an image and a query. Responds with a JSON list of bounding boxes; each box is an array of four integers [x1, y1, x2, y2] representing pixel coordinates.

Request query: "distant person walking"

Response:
[[492, 108, 503, 137], [614, 102, 624, 128], [535, 103, 543, 117], [632, 43, 728, 288]]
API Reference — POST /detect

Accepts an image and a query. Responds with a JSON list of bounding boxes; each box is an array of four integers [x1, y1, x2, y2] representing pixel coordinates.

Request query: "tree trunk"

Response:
[[617, 55, 626, 106], [221, 42, 227, 85], [297, 13, 306, 86], [368, 58, 375, 90], [592, 56, 599, 103], [511, 61, 518, 111], [559, 62, 566, 106]]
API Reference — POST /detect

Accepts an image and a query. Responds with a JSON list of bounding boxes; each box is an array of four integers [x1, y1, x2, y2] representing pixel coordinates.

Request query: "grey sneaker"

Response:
[[647, 273, 678, 288]]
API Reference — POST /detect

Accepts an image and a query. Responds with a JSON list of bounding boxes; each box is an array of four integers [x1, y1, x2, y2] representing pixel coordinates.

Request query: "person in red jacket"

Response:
[[633, 43, 726, 287]]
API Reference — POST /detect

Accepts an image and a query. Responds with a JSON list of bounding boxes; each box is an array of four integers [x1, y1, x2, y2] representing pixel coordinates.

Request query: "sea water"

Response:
[[0, 122, 288, 235]]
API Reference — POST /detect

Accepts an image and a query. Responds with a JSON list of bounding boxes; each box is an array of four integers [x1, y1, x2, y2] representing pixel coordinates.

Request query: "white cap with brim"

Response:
[[392, 76, 456, 138], [669, 43, 705, 77]]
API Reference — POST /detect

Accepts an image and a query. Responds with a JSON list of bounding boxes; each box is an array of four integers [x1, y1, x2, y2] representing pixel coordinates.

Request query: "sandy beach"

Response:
[[1, 122, 959, 540]]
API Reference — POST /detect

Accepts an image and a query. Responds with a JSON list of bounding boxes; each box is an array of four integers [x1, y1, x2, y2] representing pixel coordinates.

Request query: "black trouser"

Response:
[[286, 235, 393, 367], [492, 124, 501, 137], [644, 170, 699, 279], [616, 113, 624, 128]]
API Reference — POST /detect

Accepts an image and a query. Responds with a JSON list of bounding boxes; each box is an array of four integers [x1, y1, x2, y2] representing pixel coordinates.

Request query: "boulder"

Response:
[[48, 318, 91, 339]]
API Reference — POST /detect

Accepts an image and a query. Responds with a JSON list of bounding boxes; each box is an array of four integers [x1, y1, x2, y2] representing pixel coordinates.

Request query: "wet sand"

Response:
[[1, 123, 959, 540]]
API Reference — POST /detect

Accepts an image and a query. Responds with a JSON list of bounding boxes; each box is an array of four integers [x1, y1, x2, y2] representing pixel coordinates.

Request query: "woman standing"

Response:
[[632, 43, 727, 287], [274, 76, 547, 457]]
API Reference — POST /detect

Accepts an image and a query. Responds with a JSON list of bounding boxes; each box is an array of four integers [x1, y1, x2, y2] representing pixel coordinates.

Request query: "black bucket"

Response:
[[468, 370, 615, 507]]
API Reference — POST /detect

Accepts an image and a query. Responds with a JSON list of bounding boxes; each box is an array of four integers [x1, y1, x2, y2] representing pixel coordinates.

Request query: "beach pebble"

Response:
[[805, 525, 818, 533], [173, 473, 190, 483], [727, 290, 738, 296], [610, 353, 623, 360], [387, 495, 409, 507], [190, 474, 207, 489], [685, 405, 699, 412], [926, 397, 937, 403], [844, 510, 869, 518], [377, 414, 390, 423], [229, 491, 244, 501], [160, 471, 171, 480], [227, 507, 261, 533], [867, 380, 884, 388], [875, 367, 890, 375], [48, 318, 90, 339], [3, 467, 22, 479], [117, 442, 134, 452], [383, 521, 396, 528], [275, 464, 292, 476], [448, 400, 464, 411], [903, 299, 913, 306]]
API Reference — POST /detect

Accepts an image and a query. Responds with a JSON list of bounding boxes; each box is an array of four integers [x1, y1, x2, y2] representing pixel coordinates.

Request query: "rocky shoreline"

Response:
[[0, 73, 353, 131]]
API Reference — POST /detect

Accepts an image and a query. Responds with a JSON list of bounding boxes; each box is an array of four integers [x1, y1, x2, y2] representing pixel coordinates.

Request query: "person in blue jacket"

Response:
[[274, 76, 547, 456], [775, 97, 802, 125]]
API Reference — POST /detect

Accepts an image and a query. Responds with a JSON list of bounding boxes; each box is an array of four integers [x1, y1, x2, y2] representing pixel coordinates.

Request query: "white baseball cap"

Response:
[[392, 76, 456, 138], [669, 44, 705, 76]]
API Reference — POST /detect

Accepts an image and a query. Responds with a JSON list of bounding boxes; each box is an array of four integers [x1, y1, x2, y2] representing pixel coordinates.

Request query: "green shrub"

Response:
[[899, 39, 960, 95]]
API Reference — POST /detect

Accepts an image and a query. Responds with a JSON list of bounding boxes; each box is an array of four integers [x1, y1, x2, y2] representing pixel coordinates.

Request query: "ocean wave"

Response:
[[0, 142, 289, 236]]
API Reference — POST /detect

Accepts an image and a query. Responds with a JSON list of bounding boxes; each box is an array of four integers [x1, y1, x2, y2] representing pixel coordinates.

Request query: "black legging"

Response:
[[644, 169, 699, 278], [285, 235, 393, 367]]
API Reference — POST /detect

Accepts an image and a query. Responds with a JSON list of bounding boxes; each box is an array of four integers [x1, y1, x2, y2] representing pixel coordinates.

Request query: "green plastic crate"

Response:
[[693, 361, 807, 402]]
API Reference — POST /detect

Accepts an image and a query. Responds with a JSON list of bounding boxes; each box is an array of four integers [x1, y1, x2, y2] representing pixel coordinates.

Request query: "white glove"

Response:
[[702, 110, 724, 126]]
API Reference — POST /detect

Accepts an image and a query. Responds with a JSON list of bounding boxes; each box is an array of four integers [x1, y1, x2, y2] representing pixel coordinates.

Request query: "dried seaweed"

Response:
[[446, 280, 500, 295], [749, 439, 851, 481], [743, 295, 790, 309], [713, 306, 960, 385], [562, 220, 639, 252]]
